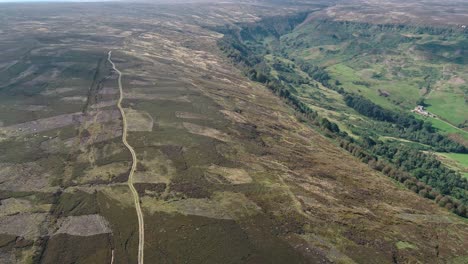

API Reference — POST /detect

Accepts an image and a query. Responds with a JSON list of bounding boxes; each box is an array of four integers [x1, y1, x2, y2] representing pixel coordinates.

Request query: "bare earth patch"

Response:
[[40, 137, 71, 154], [60, 96, 87, 103], [0, 198, 31, 215], [175, 111, 208, 120], [0, 249, 15, 264], [99, 87, 118, 95], [0, 112, 82, 137], [143, 191, 260, 220], [133, 155, 176, 184], [55, 214, 111, 236], [125, 93, 190, 102], [169, 198, 233, 219], [0, 213, 47, 240], [125, 108, 154, 132], [220, 110, 247, 123], [398, 213, 455, 224], [41, 87, 77, 96], [78, 162, 129, 185], [64, 122, 122, 148], [90, 100, 117, 109], [0, 162, 56, 192], [0, 198, 50, 217], [142, 197, 232, 219], [0, 110, 120, 138], [448, 76, 465, 85], [207, 164, 252, 184], [212, 191, 261, 218], [23, 105, 48, 111], [183, 122, 230, 142]]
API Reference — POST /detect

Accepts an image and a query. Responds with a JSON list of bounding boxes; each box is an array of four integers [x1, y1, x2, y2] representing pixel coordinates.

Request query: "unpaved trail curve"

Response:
[[108, 51, 145, 264]]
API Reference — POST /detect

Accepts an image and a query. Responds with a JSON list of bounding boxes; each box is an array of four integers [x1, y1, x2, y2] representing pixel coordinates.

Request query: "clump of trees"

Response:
[[297, 62, 330, 83]]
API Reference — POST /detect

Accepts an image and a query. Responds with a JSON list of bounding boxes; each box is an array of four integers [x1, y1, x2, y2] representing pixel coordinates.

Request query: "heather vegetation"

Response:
[[1, 1, 468, 263]]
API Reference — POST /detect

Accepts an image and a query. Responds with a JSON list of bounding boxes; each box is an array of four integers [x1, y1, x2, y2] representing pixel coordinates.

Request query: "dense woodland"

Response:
[[215, 15, 468, 217]]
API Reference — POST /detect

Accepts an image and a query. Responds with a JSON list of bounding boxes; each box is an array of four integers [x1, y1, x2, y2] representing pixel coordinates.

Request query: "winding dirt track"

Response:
[[108, 51, 145, 264]]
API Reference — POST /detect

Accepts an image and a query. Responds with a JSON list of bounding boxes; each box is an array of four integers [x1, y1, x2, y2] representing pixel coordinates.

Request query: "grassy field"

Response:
[[435, 152, 468, 178], [426, 90, 467, 126], [326, 63, 421, 110], [416, 115, 468, 141]]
